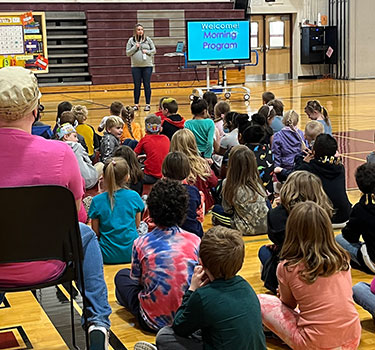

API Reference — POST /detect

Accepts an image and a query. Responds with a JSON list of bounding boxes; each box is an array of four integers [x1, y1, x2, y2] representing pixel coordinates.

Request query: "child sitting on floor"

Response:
[[336, 162, 375, 273], [56, 122, 99, 189], [134, 114, 170, 184], [272, 110, 307, 176], [113, 145, 144, 196], [98, 101, 123, 132], [89, 157, 144, 264], [120, 105, 143, 148], [262, 91, 275, 105], [274, 120, 324, 181], [134, 226, 266, 350], [114, 179, 200, 332], [100, 116, 124, 163], [185, 96, 215, 159], [72, 105, 100, 158], [259, 171, 333, 293], [162, 152, 204, 237], [304, 99, 332, 135], [258, 201, 361, 350], [267, 99, 284, 133], [170, 129, 218, 211], [212, 145, 269, 235], [57, 110, 87, 152], [295, 133, 352, 226], [160, 98, 185, 140]]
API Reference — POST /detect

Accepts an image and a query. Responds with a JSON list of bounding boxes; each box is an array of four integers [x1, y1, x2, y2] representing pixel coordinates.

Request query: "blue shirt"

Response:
[[89, 188, 144, 264], [317, 119, 332, 135], [185, 118, 215, 158], [270, 116, 284, 133]]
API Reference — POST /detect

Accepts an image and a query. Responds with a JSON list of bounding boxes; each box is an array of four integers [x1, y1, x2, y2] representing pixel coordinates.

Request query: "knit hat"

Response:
[[0, 67, 41, 121], [56, 123, 76, 139]]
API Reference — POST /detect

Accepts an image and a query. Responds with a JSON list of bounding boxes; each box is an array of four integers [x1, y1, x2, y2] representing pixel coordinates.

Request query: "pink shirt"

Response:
[[0, 128, 84, 287], [277, 260, 361, 348]]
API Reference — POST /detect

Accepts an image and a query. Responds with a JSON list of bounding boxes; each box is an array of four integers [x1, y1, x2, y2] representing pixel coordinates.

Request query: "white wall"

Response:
[[250, 0, 328, 78], [349, 0, 375, 79]]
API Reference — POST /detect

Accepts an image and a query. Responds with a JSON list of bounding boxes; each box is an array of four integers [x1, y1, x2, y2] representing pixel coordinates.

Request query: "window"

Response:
[[269, 21, 284, 48], [251, 21, 259, 48]]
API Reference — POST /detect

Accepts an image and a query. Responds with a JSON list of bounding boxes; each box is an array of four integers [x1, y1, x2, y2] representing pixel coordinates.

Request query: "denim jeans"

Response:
[[335, 234, 362, 265], [78, 223, 112, 330], [131, 66, 153, 105], [258, 245, 273, 266], [0, 223, 111, 330], [352, 282, 375, 318]]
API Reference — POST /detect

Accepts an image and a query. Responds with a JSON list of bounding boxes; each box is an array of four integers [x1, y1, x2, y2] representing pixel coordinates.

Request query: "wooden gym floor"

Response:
[[0, 78, 374, 349]]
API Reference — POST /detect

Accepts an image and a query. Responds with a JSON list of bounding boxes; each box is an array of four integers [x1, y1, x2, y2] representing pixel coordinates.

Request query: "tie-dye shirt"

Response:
[[131, 226, 200, 330]]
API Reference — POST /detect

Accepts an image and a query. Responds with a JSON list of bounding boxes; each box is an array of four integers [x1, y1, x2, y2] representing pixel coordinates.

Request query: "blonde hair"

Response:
[[71, 105, 88, 124], [213, 101, 230, 122], [103, 157, 129, 209], [282, 109, 299, 127], [305, 100, 331, 127], [304, 120, 324, 141], [121, 106, 135, 139], [280, 170, 333, 216], [200, 226, 244, 280], [280, 201, 349, 284], [222, 145, 266, 206], [105, 116, 124, 131], [170, 129, 211, 183]]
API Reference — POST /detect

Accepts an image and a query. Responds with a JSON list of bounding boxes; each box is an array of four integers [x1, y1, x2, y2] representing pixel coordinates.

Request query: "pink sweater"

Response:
[[277, 260, 361, 348]]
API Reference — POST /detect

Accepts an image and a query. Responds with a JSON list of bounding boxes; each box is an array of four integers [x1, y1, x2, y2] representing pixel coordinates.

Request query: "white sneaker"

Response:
[[88, 325, 109, 350], [134, 341, 157, 350]]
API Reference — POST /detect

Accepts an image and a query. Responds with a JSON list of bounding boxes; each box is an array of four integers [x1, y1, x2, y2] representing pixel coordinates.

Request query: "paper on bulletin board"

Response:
[[0, 11, 48, 73]]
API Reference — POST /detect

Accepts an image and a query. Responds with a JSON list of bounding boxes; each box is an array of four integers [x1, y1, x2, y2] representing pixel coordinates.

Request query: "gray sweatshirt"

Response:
[[126, 36, 156, 67], [66, 141, 98, 189]]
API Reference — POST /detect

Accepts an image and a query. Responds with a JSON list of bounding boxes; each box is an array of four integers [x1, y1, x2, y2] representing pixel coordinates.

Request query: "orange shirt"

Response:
[[277, 260, 361, 348], [121, 122, 143, 143]]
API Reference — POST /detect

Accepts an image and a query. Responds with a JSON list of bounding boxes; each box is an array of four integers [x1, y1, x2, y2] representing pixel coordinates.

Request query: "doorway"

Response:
[[245, 14, 292, 81]]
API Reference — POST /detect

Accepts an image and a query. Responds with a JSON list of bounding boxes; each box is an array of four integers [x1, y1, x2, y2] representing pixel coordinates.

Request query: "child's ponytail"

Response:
[[322, 106, 331, 127], [122, 106, 135, 139], [103, 157, 129, 209]]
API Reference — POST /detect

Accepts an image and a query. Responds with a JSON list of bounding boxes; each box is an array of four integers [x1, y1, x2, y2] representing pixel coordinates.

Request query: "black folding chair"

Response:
[[0, 185, 89, 349]]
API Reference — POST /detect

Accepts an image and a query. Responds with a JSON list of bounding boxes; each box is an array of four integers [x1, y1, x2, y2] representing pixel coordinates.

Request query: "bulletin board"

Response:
[[0, 12, 48, 73]]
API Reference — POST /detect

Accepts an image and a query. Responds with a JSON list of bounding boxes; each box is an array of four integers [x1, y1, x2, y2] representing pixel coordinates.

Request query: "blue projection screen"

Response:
[[186, 19, 250, 64]]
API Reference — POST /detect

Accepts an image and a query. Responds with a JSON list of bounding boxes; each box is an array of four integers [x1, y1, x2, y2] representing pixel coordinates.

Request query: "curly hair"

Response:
[[71, 105, 88, 124], [355, 162, 375, 194], [147, 179, 189, 227]]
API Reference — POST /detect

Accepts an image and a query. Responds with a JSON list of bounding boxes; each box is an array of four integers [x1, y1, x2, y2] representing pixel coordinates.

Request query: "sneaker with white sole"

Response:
[[133, 105, 139, 111], [134, 341, 157, 350], [88, 325, 109, 350], [144, 104, 151, 112]]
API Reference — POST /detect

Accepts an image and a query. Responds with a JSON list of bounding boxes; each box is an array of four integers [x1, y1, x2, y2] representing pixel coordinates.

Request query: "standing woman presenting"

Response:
[[126, 24, 156, 112]]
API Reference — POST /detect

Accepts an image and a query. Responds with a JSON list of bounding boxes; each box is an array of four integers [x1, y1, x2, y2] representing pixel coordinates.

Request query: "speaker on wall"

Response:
[[233, 0, 249, 10]]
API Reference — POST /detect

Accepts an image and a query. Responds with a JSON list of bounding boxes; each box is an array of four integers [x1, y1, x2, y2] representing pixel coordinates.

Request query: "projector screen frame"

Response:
[[185, 18, 251, 65]]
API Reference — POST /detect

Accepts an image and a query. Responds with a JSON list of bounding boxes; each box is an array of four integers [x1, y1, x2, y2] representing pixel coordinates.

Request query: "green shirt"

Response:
[[185, 119, 215, 158], [173, 275, 266, 350]]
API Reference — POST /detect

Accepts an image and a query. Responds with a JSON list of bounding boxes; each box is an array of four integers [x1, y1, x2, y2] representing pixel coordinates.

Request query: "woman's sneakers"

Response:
[[134, 341, 157, 350], [144, 104, 151, 112], [133, 105, 139, 111], [88, 325, 109, 350]]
